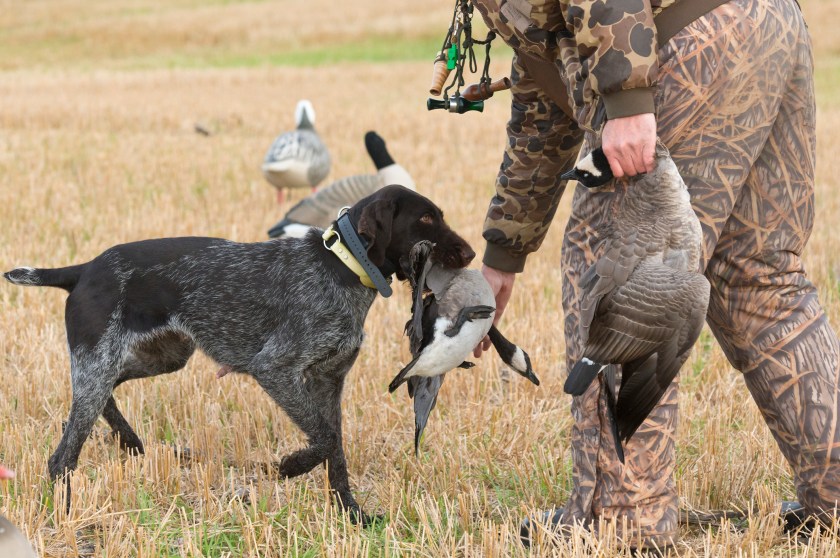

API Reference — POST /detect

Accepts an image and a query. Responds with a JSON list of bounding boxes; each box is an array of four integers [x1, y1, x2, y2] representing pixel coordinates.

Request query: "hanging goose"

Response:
[[262, 99, 331, 204], [391, 241, 540, 454], [561, 143, 710, 463], [268, 131, 415, 238]]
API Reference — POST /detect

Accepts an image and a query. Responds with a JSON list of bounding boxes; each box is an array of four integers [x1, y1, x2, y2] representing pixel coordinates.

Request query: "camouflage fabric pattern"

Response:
[[482, 52, 583, 273], [473, 0, 677, 132], [561, 0, 838, 546], [477, 0, 681, 270]]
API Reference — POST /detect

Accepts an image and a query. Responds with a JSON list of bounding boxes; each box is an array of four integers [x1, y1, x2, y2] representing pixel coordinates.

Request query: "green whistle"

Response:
[[457, 98, 484, 113], [426, 96, 484, 114], [446, 44, 458, 70]]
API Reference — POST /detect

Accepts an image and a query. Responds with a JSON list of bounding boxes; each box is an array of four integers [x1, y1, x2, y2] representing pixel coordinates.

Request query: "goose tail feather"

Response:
[[564, 357, 606, 396]]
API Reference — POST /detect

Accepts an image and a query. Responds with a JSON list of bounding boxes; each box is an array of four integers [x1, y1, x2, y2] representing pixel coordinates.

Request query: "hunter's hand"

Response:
[[0, 465, 15, 480], [602, 113, 657, 178], [474, 264, 516, 358]]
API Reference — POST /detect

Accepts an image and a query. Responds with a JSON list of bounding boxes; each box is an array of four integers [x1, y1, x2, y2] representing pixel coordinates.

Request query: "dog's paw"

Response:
[[110, 430, 145, 455], [273, 456, 300, 479], [346, 507, 386, 528], [259, 459, 303, 479]]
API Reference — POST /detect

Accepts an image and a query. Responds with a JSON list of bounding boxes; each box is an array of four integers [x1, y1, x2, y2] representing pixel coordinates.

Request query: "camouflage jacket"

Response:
[[475, 0, 679, 272]]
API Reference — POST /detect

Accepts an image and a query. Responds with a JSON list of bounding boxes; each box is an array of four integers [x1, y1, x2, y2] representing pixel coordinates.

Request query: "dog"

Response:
[[3, 185, 475, 524]]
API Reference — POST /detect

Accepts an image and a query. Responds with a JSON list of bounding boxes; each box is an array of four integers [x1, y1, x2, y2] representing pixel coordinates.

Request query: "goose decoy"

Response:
[[561, 143, 710, 463], [268, 131, 415, 238], [390, 241, 539, 454], [262, 100, 331, 204], [0, 466, 36, 558]]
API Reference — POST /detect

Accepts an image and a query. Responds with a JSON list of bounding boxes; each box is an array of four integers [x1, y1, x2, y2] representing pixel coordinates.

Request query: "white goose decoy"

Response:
[[268, 131, 415, 238], [262, 100, 331, 203], [561, 143, 710, 463], [391, 241, 539, 454]]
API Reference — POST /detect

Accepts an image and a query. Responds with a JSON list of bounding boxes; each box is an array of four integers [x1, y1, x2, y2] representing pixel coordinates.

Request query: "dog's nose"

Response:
[[461, 246, 476, 265]]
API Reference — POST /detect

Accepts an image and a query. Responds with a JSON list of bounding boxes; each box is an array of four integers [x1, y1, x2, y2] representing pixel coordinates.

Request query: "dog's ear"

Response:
[[357, 199, 395, 267]]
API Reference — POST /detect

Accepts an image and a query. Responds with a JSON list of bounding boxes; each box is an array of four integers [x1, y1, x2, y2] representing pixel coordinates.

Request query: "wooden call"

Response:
[[461, 77, 512, 101], [429, 52, 451, 96]]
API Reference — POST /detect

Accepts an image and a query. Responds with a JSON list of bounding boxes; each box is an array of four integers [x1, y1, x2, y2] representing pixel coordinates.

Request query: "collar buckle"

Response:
[[322, 226, 378, 291]]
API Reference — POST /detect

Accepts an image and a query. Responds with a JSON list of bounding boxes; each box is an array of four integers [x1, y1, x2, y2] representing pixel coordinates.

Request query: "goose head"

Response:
[[561, 147, 613, 188], [295, 100, 316, 130]]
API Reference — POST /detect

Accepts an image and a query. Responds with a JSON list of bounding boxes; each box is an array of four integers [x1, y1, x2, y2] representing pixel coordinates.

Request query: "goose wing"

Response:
[[405, 241, 435, 355], [604, 266, 710, 442], [407, 374, 445, 455], [405, 296, 438, 356], [264, 131, 300, 164], [269, 174, 381, 235], [263, 129, 331, 188], [308, 174, 382, 216], [578, 229, 646, 346], [299, 130, 331, 186], [585, 260, 708, 366], [391, 283, 437, 393]]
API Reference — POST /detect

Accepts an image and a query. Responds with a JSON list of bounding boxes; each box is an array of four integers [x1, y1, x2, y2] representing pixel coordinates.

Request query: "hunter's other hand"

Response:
[[474, 264, 516, 357]]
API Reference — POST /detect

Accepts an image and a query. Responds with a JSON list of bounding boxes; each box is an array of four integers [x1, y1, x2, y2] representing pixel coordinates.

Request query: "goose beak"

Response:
[[522, 369, 540, 386], [514, 350, 540, 386], [560, 168, 579, 181]]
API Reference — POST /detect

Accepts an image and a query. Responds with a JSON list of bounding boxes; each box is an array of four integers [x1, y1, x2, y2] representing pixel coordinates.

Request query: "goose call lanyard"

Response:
[[440, 0, 495, 101], [426, 0, 496, 114]]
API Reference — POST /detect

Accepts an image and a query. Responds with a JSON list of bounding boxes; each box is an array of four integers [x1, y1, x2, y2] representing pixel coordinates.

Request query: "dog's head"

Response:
[[348, 185, 474, 280]]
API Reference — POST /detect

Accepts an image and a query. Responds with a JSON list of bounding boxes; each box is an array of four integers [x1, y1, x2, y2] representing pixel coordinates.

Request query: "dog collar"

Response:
[[322, 214, 393, 297]]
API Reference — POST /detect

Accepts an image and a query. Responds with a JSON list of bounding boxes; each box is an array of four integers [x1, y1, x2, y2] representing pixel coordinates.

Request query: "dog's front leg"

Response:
[[306, 352, 381, 526], [252, 363, 338, 479], [306, 372, 367, 524]]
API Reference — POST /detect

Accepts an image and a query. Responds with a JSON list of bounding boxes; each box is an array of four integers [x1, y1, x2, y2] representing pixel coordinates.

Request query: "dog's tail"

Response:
[[3, 264, 84, 292]]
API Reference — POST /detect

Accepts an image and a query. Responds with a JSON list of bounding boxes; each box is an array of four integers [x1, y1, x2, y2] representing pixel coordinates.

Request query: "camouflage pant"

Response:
[[561, 0, 839, 547]]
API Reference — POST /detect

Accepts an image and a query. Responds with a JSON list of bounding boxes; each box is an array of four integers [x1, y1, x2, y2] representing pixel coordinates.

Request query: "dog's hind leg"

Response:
[[102, 396, 143, 455], [107, 331, 195, 455], [49, 356, 115, 511], [49, 377, 113, 479]]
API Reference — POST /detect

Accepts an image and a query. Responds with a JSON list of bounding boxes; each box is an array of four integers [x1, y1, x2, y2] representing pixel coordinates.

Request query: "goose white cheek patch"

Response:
[[576, 155, 602, 177]]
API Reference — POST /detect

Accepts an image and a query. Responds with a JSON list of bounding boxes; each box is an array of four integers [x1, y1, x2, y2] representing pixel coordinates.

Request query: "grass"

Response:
[[0, 0, 460, 71], [0, 33, 445, 71], [0, 0, 506, 71], [139, 35, 446, 70], [1, 0, 839, 556]]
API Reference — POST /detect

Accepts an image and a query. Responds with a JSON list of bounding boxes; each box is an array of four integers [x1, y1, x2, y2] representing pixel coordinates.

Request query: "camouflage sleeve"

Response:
[[482, 52, 584, 273], [565, 0, 658, 119]]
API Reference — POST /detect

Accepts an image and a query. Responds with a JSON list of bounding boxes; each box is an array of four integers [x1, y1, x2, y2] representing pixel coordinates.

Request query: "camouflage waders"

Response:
[[561, 0, 840, 546]]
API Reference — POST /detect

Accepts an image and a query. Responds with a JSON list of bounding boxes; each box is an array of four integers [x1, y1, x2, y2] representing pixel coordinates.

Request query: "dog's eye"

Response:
[[420, 214, 434, 225]]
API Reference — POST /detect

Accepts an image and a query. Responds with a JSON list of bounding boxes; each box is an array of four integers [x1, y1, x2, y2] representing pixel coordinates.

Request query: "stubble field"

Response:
[[2, 1, 840, 556]]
